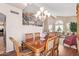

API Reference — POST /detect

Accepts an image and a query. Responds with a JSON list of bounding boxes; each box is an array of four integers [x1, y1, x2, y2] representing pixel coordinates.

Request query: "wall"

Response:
[[48, 16, 77, 32], [0, 4, 42, 52]]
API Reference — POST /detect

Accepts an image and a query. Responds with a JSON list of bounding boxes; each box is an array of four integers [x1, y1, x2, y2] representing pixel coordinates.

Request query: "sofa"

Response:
[[63, 33, 77, 48]]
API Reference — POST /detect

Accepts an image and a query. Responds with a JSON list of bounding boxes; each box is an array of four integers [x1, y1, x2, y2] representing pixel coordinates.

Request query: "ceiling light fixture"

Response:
[[35, 7, 51, 21]]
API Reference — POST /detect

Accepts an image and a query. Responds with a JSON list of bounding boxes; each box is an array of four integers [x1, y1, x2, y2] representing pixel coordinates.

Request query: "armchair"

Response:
[[63, 33, 77, 48]]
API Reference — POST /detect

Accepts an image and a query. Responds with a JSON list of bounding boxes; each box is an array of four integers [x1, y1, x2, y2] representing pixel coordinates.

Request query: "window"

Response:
[[55, 20, 63, 32], [66, 23, 70, 32], [48, 25, 53, 32]]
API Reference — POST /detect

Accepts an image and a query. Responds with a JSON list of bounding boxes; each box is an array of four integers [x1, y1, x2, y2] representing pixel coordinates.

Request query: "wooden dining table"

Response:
[[24, 38, 45, 56]]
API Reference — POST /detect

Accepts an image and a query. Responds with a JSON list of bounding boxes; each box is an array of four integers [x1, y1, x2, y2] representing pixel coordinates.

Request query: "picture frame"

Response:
[[22, 13, 43, 27]]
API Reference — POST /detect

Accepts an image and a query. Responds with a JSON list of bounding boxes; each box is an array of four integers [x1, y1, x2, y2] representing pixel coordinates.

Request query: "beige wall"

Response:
[[0, 4, 23, 52], [0, 4, 43, 52], [48, 16, 77, 32]]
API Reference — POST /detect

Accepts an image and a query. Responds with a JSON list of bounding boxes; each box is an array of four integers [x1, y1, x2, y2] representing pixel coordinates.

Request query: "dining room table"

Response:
[[23, 38, 46, 56]]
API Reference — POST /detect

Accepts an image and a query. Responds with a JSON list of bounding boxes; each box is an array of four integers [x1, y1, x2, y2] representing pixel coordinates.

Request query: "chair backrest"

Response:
[[53, 36, 59, 56], [25, 33, 33, 40], [9, 37, 21, 56], [35, 32, 40, 38], [54, 36, 59, 46], [44, 36, 56, 56], [48, 32, 56, 38]]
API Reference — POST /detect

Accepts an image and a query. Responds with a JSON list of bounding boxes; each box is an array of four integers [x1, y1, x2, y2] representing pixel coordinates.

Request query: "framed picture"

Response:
[[22, 13, 43, 27], [35, 19, 43, 26]]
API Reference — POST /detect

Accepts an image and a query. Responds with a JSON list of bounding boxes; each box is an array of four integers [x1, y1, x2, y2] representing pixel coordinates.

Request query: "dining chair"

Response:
[[42, 36, 56, 56], [22, 33, 33, 49], [35, 32, 40, 40], [48, 32, 56, 38], [25, 33, 33, 40], [9, 37, 33, 56], [53, 36, 59, 56]]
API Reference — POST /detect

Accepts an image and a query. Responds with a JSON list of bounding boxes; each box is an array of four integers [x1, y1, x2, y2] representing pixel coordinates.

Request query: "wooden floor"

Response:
[[0, 44, 79, 56], [59, 45, 78, 56], [59, 38, 79, 56]]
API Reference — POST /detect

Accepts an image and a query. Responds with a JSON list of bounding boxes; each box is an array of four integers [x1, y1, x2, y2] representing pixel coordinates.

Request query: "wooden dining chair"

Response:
[[43, 37, 56, 56], [23, 33, 33, 48], [9, 37, 33, 56], [53, 36, 59, 56], [35, 32, 40, 39], [25, 33, 33, 40], [48, 32, 56, 38]]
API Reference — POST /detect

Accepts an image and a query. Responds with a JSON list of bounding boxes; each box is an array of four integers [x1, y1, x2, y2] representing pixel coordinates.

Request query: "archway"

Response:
[[0, 13, 6, 54], [55, 20, 64, 33]]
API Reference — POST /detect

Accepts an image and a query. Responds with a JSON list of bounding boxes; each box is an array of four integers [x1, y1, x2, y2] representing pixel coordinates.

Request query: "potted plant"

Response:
[[70, 22, 77, 33]]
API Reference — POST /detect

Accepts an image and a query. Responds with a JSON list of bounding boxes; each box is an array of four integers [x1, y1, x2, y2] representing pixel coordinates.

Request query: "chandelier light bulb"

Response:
[[44, 10, 48, 15], [47, 13, 51, 17], [40, 7, 44, 12], [51, 13, 56, 18], [37, 11, 41, 16], [34, 14, 38, 18]]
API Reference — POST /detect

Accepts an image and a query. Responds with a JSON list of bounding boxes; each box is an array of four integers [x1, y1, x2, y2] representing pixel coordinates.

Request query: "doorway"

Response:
[[0, 13, 6, 54]]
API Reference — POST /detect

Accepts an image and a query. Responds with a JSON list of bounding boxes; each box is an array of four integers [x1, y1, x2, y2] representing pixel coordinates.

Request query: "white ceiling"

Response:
[[8, 3, 77, 16], [23, 3, 77, 16], [7, 3, 27, 9]]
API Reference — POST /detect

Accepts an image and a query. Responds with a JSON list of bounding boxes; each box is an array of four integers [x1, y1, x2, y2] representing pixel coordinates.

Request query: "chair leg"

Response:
[[52, 50, 59, 56], [57, 50, 59, 56], [75, 44, 78, 52], [52, 50, 54, 56]]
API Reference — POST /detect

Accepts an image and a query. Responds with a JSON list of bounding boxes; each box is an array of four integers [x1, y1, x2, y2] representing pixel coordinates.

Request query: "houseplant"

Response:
[[70, 22, 77, 33]]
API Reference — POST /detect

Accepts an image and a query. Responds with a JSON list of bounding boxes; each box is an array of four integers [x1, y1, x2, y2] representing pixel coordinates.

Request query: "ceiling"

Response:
[[7, 3, 27, 9], [0, 13, 6, 22], [23, 3, 77, 16], [8, 3, 77, 16]]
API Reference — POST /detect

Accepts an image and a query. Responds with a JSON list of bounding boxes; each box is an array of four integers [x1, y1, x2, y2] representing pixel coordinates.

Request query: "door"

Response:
[[0, 13, 6, 54]]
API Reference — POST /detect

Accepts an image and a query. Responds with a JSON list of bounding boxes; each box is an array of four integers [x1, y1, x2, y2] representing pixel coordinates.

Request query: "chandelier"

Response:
[[34, 7, 51, 21]]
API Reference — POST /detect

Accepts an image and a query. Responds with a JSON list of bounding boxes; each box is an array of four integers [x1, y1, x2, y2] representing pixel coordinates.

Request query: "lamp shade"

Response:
[[40, 7, 44, 12]]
